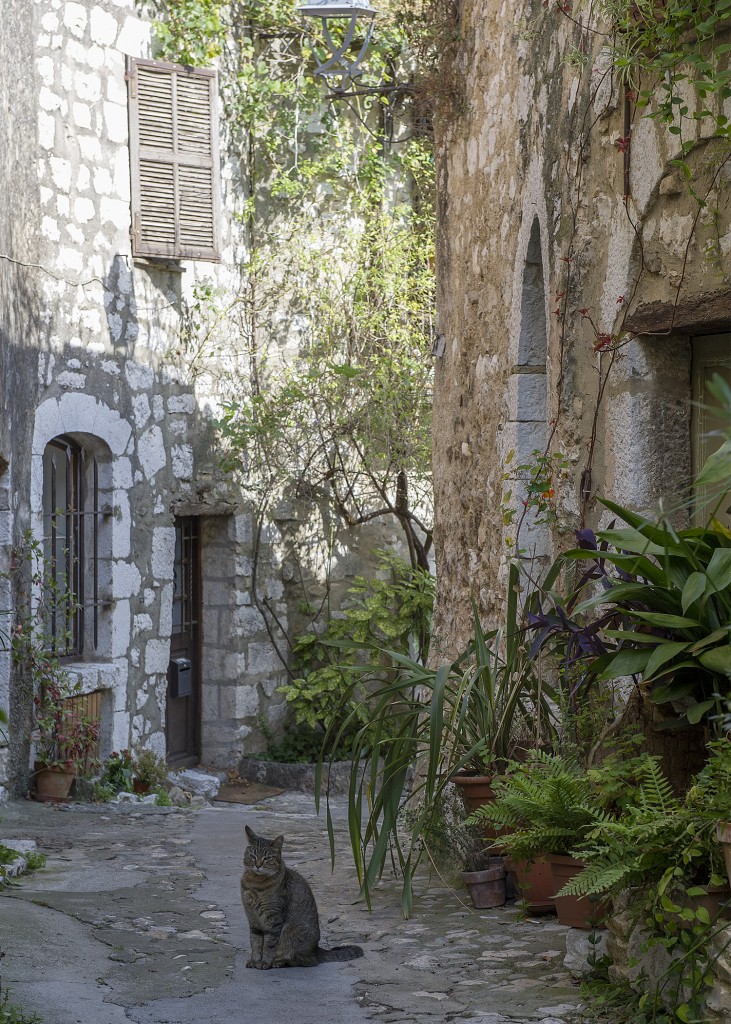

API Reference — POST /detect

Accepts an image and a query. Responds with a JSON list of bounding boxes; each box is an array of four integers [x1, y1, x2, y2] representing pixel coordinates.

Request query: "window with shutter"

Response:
[[127, 58, 222, 262]]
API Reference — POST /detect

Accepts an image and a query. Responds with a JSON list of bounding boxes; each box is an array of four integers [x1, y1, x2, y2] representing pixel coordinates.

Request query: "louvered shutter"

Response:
[[128, 58, 222, 262]]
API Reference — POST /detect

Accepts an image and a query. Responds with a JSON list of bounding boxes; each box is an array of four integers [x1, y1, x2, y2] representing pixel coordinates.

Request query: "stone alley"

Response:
[[0, 791, 586, 1024]]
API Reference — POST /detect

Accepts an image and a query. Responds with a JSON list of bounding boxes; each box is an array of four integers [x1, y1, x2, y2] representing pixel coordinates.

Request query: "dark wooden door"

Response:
[[166, 517, 201, 766]]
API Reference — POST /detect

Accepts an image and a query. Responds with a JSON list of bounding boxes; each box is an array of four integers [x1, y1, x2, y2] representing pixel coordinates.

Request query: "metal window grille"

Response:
[[172, 517, 199, 637], [42, 436, 104, 656]]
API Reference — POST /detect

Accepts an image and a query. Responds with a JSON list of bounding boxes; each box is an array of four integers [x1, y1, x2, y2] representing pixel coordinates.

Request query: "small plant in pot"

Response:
[[100, 749, 136, 794], [460, 846, 506, 910], [133, 750, 169, 794], [9, 533, 99, 801], [32, 674, 100, 801]]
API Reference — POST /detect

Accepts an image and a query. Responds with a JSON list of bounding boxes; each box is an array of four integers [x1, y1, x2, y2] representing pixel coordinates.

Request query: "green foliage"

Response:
[[557, 505, 731, 730], [22, 853, 46, 873], [278, 553, 434, 758], [501, 448, 569, 543], [0, 847, 18, 868], [155, 788, 173, 807], [0, 985, 42, 1024], [134, 750, 169, 788], [7, 536, 99, 776], [152, 0, 227, 66], [152, 0, 437, 571], [562, 740, 731, 901], [257, 719, 331, 763], [597, 0, 731, 155], [0, 846, 46, 884], [99, 750, 135, 793], [317, 562, 559, 915], [467, 749, 625, 860], [487, 742, 731, 1022]]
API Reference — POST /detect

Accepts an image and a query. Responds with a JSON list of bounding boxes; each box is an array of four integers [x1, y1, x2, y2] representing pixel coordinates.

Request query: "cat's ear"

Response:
[[245, 825, 256, 842], [272, 835, 284, 850]]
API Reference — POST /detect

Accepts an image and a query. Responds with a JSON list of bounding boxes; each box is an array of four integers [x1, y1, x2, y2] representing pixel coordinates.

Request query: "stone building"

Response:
[[0, 0, 406, 797], [430, 0, 731, 650]]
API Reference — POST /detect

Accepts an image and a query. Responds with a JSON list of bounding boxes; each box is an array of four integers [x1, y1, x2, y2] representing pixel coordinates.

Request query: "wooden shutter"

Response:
[[128, 58, 221, 262]]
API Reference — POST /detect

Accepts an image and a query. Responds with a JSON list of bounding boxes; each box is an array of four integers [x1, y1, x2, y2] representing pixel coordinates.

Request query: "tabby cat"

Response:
[[240, 825, 364, 969]]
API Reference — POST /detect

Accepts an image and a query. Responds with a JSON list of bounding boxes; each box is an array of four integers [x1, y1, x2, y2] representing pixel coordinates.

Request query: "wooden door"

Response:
[[166, 517, 201, 766]]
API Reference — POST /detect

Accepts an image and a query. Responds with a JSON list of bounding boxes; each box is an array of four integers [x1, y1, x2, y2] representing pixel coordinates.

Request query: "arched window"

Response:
[[42, 436, 107, 656], [510, 217, 550, 560]]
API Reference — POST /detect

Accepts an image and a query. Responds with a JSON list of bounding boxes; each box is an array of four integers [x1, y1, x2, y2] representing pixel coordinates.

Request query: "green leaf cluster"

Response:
[[598, 0, 731, 152], [316, 562, 559, 914], [278, 553, 434, 756]]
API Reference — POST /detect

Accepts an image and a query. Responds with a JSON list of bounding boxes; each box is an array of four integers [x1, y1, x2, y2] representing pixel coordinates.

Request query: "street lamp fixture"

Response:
[[297, 0, 377, 91]]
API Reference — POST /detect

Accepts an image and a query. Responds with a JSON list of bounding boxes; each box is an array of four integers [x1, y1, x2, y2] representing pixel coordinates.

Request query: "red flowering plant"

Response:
[[32, 673, 100, 775], [9, 534, 100, 777]]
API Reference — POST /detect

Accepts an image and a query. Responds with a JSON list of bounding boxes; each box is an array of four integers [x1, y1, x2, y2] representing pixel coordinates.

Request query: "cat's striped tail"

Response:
[[316, 944, 364, 963]]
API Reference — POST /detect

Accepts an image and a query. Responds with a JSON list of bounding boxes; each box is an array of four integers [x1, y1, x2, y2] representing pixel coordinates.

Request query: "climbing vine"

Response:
[[506, 0, 731, 552]]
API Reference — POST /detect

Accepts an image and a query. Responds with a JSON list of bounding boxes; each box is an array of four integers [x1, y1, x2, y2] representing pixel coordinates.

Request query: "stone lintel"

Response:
[[169, 498, 238, 517], [624, 290, 731, 337]]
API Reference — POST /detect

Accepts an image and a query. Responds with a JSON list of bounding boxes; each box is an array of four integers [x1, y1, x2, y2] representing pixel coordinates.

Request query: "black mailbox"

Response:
[[169, 657, 192, 698]]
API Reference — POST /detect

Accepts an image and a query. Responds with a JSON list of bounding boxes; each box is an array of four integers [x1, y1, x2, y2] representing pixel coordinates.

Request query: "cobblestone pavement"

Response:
[[0, 792, 588, 1024]]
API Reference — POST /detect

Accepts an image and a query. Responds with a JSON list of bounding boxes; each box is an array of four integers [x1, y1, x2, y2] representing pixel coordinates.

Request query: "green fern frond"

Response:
[[557, 858, 630, 898]]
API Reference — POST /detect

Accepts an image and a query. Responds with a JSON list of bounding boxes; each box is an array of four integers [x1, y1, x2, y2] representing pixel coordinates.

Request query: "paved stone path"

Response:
[[0, 792, 587, 1024]]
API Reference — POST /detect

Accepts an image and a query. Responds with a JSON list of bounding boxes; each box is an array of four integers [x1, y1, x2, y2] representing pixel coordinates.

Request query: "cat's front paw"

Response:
[[245, 958, 260, 969], [259, 960, 273, 970]]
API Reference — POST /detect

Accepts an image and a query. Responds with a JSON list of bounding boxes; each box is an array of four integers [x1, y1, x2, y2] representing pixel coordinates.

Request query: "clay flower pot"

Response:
[[505, 856, 555, 915], [461, 858, 506, 909], [547, 854, 608, 930], [34, 764, 75, 802], [451, 772, 512, 852], [451, 773, 496, 814], [132, 779, 151, 794]]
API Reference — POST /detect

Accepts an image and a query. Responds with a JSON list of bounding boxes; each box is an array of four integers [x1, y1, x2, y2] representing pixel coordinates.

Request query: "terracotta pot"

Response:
[[132, 779, 150, 794], [34, 765, 75, 802], [547, 854, 608, 930], [717, 821, 731, 890], [505, 856, 555, 915], [451, 773, 496, 813], [674, 884, 731, 928], [461, 858, 506, 909], [451, 772, 512, 851]]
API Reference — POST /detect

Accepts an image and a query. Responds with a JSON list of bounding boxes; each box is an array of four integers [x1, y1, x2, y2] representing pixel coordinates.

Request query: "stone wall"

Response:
[[608, 897, 731, 1022], [0, 0, 407, 796], [430, 0, 731, 650]]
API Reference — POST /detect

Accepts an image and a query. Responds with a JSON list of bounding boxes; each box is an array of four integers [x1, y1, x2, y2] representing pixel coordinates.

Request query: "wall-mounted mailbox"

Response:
[[169, 657, 192, 698]]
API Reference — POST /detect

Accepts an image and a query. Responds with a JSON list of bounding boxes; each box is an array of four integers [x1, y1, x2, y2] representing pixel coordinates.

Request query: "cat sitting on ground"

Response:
[[240, 825, 364, 969]]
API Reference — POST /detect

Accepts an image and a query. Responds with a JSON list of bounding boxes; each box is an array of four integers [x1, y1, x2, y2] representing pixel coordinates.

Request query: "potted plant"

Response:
[[559, 750, 731, 924], [33, 674, 100, 801], [467, 751, 634, 928], [460, 850, 506, 909], [315, 563, 557, 914], [133, 750, 169, 794], [100, 749, 136, 794]]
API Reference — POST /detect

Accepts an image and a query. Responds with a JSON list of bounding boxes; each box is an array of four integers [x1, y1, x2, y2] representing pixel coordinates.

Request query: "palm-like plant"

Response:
[[528, 375, 731, 731], [316, 563, 558, 915]]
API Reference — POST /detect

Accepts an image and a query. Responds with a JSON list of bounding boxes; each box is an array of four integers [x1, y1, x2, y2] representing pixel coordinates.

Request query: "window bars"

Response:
[[42, 436, 105, 656]]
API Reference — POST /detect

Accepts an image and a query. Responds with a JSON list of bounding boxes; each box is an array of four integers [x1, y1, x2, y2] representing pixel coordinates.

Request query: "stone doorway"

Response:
[[166, 516, 201, 766]]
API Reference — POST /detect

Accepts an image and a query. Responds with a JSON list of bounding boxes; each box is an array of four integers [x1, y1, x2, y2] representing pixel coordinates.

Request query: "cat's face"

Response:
[[244, 826, 284, 877]]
